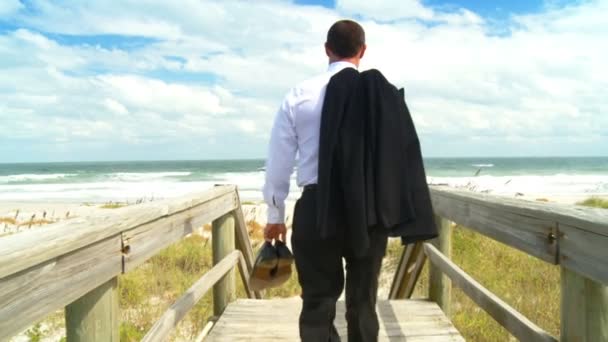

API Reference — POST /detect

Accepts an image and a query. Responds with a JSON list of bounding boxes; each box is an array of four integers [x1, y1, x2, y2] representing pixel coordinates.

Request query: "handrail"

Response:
[[142, 250, 252, 342], [390, 186, 608, 341], [0, 185, 259, 340], [431, 186, 608, 283], [0, 185, 238, 279], [424, 243, 556, 342]]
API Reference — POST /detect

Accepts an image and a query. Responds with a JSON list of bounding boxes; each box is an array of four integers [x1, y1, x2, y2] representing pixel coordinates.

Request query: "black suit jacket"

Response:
[[317, 68, 437, 256]]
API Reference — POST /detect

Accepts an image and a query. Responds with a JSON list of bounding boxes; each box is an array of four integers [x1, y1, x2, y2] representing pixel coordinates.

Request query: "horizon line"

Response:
[[2, 155, 608, 165]]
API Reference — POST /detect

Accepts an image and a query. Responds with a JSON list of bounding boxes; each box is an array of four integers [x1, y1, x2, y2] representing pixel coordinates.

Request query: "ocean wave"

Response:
[[107, 172, 192, 181], [0, 173, 78, 183], [427, 174, 608, 195], [0, 180, 216, 201], [0, 171, 606, 202], [472, 164, 494, 168]]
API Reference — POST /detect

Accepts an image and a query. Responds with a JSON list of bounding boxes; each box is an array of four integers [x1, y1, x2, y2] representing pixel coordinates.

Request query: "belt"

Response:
[[303, 184, 317, 192]]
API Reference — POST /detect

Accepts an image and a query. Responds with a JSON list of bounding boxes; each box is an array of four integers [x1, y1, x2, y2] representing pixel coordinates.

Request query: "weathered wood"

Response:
[[65, 277, 119, 342], [232, 192, 262, 299], [206, 298, 464, 341], [122, 191, 237, 272], [388, 241, 429, 300], [559, 223, 608, 286], [431, 186, 608, 237], [388, 243, 408, 299], [142, 250, 242, 342], [429, 216, 452, 316], [402, 243, 427, 299], [431, 188, 558, 263], [423, 243, 556, 342], [0, 185, 237, 279], [0, 235, 122, 340], [194, 321, 215, 342], [212, 212, 236, 316], [561, 267, 608, 342], [236, 247, 255, 299]]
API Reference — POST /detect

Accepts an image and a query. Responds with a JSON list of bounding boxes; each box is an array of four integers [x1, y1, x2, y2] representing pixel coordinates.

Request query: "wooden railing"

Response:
[[3, 184, 606, 341], [390, 186, 608, 341], [0, 185, 259, 341]]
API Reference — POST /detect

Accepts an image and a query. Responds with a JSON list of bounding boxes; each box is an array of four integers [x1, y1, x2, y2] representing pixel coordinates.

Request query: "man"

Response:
[[263, 20, 383, 341]]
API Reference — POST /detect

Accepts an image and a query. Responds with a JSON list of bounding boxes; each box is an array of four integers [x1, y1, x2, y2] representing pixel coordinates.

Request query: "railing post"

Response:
[[560, 267, 608, 341], [428, 215, 452, 317], [212, 212, 236, 316], [65, 277, 119, 342]]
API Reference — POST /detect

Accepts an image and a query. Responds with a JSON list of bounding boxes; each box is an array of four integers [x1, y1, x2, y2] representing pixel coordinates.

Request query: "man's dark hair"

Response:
[[326, 20, 365, 58]]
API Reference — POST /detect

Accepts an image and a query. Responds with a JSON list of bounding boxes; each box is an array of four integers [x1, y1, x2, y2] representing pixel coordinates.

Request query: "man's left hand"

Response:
[[264, 223, 287, 242]]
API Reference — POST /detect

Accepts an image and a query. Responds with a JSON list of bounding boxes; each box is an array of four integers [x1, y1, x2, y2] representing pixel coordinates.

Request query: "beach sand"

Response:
[[1, 191, 602, 237]]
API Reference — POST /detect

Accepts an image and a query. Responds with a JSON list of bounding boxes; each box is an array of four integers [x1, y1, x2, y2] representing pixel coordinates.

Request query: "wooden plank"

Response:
[[431, 189, 558, 263], [193, 321, 215, 342], [0, 235, 122, 340], [65, 277, 119, 342], [0, 185, 237, 279], [431, 186, 608, 237], [212, 213, 236, 316], [232, 189, 261, 299], [429, 215, 452, 316], [389, 243, 413, 299], [389, 242, 427, 300], [141, 250, 242, 342], [560, 223, 608, 285], [206, 298, 464, 341], [236, 248, 255, 299], [423, 243, 556, 342], [122, 191, 237, 272], [561, 267, 608, 341], [402, 243, 427, 299]]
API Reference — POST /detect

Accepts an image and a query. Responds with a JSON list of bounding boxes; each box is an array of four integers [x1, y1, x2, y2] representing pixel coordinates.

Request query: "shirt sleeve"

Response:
[[263, 92, 298, 224]]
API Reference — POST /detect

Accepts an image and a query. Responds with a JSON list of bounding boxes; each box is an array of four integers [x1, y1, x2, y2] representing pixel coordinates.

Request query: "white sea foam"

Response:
[[0, 181, 216, 202], [106, 172, 192, 181], [0, 171, 605, 202], [428, 174, 608, 196], [471, 164, 494, 168], [0, 173, 78, 183]]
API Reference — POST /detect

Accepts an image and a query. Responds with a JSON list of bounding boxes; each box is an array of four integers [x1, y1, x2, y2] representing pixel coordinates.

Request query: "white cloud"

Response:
[[0, 0, 22, 16], [337, 0, 434, 21], [0, 0, 607, 161], [104, 98, 128, 115]]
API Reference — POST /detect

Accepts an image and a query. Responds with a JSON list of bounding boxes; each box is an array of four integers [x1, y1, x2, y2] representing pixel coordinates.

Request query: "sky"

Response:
[[0, 0, 606, 162]]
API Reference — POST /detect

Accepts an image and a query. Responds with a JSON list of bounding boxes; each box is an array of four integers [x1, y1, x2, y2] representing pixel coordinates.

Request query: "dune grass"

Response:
[[450, 226, 560, 341], [0, 216, 17, 225], [116, 220, 299, 341], [385, 226, 560, 341], [118, 234, 215, 341], [100, 202, 128, 209], [577, 196, 608, 209]]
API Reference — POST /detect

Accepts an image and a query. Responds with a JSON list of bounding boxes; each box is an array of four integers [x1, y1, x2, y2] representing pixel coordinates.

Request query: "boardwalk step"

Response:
[[205, 298, 464, 341]]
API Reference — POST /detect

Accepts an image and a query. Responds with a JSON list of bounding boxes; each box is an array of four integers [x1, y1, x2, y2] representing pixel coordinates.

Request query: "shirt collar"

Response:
[[327, 61, 358, 73]]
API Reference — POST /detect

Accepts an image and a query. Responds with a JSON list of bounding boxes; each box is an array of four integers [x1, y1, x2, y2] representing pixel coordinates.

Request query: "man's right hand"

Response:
[[264, 223, 287, 242]]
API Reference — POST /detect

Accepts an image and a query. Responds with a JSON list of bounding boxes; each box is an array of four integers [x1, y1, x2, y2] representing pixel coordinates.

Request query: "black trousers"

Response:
[[291, 187, 388, 342]]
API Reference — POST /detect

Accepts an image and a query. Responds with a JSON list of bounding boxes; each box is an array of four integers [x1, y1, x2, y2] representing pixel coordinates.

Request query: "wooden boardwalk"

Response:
[[206, 298, 464, 341]]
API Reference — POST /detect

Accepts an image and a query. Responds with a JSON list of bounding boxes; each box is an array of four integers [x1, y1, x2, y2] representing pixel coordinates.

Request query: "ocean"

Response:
[[0, 157, 606, 202]]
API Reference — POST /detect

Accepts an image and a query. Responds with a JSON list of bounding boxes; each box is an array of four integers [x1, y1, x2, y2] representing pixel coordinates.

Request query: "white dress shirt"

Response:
[[263, 61, 358, 224]]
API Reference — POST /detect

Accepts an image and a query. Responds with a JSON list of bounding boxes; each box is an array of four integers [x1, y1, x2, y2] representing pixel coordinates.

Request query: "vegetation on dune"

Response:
[[577, 196, 608, 209], [386, 226, 560, 341], [0, 216, 17, 225], [100, 201, 128, 209], [119, 234, 215, 341], [451, 226, 560, 341]]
